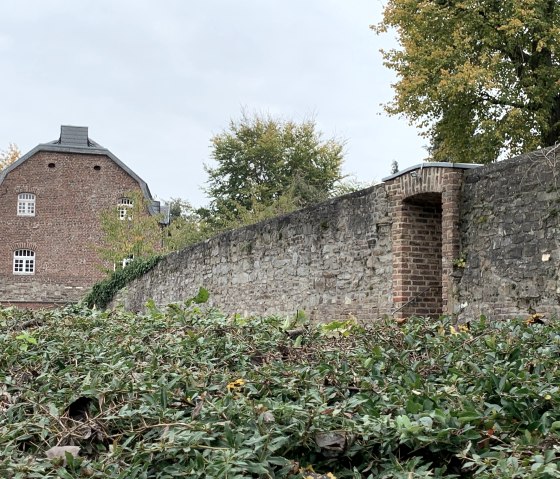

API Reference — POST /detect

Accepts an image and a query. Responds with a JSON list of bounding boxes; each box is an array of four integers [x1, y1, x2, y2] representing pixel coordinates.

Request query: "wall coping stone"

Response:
[[382, 162, 481, 182], [462, 145, 560, 179]]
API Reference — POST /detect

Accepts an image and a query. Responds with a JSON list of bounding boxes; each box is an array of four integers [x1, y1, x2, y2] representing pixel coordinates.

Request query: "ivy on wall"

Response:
[[83, 256, 162, 309]]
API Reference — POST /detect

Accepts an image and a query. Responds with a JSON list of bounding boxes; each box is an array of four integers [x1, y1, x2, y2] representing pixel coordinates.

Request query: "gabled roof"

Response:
[[0, 125, 169, 223]]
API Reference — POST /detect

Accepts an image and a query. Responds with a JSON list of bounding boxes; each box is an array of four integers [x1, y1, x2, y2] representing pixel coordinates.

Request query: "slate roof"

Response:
[[0, 125, 169, 223]]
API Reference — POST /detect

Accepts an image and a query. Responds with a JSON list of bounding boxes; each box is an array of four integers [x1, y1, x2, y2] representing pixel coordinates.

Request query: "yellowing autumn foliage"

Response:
[[374, 0, 560, 164], [0, 143, 21, 171], [97, 190, 164, 271]]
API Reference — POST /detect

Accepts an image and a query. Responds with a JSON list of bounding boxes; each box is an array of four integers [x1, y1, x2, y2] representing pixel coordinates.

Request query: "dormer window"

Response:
[[17, 193, 36, 216], [118, 198, 133, 220], [13, 249, 35, 274]]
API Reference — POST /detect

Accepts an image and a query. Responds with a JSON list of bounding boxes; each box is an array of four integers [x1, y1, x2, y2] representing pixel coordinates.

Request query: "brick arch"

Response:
[[15, 186, 39, 194], [384, 164, 475, 319], [13, 242, 37, 251]]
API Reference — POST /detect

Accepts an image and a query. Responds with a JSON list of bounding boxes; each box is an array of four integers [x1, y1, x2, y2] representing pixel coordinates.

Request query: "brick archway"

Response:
[[398, 192, 443, 317], [384, 164, 476, 319]]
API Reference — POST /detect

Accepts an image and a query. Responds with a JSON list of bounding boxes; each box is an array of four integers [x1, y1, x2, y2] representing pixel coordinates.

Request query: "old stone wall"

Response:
[[111, 147, 560, 322], [456, 147, 560, 321], [113, 185, 393, 321]]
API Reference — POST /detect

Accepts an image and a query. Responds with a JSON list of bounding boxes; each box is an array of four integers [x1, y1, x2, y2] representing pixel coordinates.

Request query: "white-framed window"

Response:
[[122, 254, 134, 268], [17, 193, 36, 216], [13, 249, 35, 274], [114, 254, 134, 271], [118, 197, 133, 220]]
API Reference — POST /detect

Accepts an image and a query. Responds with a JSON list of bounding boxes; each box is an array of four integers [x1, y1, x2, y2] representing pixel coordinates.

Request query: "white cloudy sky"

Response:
[[0, 0, 426, 207]]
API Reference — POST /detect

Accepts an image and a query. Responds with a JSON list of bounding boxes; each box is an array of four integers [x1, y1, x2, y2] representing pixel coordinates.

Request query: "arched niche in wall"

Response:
[[399, 192, 443, 318], [384, 163, 479, 320]]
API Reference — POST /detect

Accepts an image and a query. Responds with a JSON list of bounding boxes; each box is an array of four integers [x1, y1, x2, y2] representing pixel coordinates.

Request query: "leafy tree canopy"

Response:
[[164, 198, 214, 251], [97, 190, 163, 271], [0, 143, 21, 171], [375, 0, 560, 164], [203, 112, 344, 225]]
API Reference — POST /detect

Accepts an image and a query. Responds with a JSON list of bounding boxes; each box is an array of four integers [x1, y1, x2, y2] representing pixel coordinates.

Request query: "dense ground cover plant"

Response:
[[1, 304, 559, 478]]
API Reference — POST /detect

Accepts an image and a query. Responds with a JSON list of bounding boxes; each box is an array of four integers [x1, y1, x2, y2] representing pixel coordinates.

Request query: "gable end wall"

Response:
[[0, 150, 145, 305]]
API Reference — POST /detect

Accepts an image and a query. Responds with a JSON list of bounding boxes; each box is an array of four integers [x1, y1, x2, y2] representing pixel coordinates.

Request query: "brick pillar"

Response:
[[391, 199, 408, 318], [386, 166, 466, 320]]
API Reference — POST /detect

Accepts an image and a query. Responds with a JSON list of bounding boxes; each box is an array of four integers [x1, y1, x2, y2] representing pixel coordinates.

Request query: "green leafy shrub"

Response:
[[1, 305, 559, 478], [82, 255, 162, 309]]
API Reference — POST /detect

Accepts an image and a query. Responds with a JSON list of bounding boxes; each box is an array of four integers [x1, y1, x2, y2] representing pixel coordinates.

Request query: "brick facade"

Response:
[[0, 126, 165, 308], [385, 165, 472, 319]]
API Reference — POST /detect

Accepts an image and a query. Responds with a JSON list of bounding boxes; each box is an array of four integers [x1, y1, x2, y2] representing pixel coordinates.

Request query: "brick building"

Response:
[[0, 125, 168, 308]]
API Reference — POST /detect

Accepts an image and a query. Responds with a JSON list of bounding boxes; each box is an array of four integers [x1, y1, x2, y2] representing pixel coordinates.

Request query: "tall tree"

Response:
[[375, 0, 560, 163], [203, 112, 344, 225], [97, 191, 163, 271], [164, 198, 213, 251], [0, 143, 21, 170]]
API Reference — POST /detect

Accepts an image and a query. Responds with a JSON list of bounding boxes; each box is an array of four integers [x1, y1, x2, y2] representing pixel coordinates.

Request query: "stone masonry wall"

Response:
[[112, 147, 560, 322], [112, 185, 393, 321], [457, 146, 560, 321]]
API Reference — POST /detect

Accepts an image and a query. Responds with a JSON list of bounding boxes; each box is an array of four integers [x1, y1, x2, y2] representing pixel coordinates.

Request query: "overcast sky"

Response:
[[0, 0, 426, 207]]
